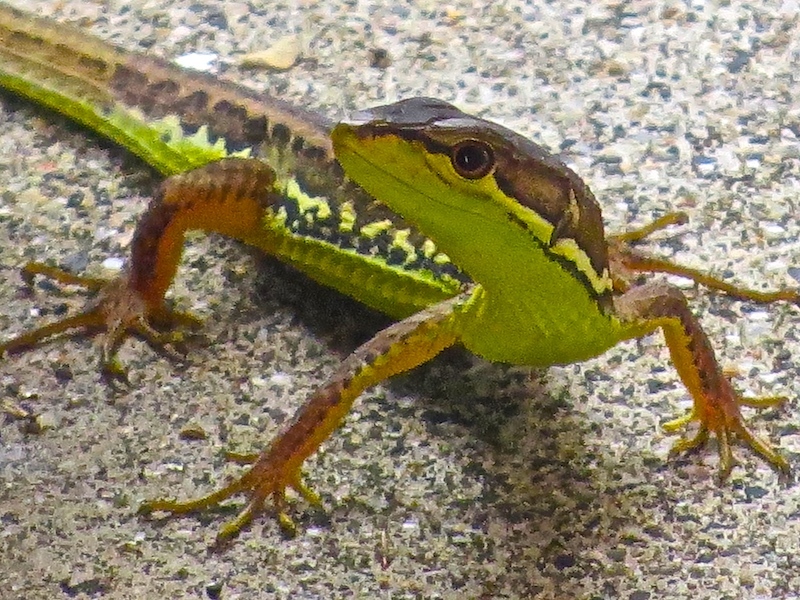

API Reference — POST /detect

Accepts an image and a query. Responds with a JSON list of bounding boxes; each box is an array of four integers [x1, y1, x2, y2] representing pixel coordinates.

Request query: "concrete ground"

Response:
[[1, 0, 799, 598]]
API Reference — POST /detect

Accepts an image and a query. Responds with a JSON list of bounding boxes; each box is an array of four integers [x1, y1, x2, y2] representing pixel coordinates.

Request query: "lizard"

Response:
[[0, 4, 796, 546]]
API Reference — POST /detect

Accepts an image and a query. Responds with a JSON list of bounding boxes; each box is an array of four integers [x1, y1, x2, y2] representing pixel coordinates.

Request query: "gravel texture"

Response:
[[1, 1, 799, 598]]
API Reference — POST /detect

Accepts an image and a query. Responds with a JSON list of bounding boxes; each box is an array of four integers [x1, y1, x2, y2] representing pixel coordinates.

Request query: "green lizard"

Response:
[[0, 5, 796, 546]]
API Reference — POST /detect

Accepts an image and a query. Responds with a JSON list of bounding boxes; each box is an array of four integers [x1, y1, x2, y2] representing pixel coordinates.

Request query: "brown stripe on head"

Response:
[[490, 146, 609, 281], [346, 98, 609, 281], [423, 122, 608, 281]]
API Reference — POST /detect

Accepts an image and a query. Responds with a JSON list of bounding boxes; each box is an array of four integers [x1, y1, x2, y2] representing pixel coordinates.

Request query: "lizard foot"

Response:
[[609, 212, 800, 305], [139, 450, 322, 549], [0, 262, 202, 384], [663, 391, 791, 481], [615, 281, 792, 481]]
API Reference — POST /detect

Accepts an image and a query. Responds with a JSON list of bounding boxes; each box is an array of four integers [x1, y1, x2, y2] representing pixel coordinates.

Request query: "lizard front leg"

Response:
[[615, 281, 790, 479], [0, 157, 278, 383], [139, 291, 466, 547]]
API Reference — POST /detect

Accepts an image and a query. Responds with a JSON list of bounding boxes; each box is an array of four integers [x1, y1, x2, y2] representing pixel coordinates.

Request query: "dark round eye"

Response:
[[451, 140, 494, 179]]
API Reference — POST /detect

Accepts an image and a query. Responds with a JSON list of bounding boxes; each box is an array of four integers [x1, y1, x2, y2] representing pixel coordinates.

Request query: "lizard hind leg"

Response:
[[610, 211, 690, 244], [1, 157, 276, 384], [609, 212, 800, 305]]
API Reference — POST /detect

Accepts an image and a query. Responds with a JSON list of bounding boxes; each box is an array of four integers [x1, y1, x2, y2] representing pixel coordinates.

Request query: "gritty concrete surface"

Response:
[[1, 0, 799, 598]]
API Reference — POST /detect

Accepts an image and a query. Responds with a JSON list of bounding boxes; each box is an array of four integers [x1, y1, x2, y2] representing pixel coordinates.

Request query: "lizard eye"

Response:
[[451, 140, 494, 179]]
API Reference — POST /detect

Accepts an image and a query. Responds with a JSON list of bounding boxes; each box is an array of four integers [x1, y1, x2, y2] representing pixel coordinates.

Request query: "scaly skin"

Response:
[[0, 4, 796, 546]]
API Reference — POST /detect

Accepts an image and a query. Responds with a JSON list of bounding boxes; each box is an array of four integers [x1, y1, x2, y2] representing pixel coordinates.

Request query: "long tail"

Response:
[[0, 4, 332, 175]]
